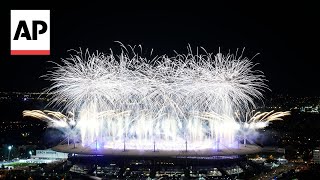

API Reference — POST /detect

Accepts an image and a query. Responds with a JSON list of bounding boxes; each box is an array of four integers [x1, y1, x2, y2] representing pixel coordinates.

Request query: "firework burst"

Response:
[[29, 44, 287, 151]]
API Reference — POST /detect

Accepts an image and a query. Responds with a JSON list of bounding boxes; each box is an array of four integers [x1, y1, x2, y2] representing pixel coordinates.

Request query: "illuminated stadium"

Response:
[[23, 45, 290, 157]]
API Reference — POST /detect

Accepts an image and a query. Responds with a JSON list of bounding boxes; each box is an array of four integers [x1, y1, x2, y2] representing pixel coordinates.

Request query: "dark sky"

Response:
[[0, 2, 319, 96]]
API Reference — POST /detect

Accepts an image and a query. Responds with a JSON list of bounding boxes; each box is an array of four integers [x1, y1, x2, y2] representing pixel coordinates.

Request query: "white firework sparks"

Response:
[[34, 44, 283, 151], [237, 110, 290, 145], [23, 110, 72, 128], [242, 110, 291, 130]]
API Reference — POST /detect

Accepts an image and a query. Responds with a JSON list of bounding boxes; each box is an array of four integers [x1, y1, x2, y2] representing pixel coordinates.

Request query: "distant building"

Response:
[[277, 148, 286, 154], [300, 106, 320, 114], [313, 147, 320, 164], [261, 147, 285, 154], [32, 149, 68, 160]]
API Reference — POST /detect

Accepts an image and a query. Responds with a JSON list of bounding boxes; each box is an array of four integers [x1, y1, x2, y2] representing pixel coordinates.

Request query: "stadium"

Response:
[[22, 46, 290, 178], [52, 143, 262, 157]]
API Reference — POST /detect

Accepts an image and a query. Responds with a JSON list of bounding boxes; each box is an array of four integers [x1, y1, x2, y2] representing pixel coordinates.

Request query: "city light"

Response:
[[8, 145, 12, 161]]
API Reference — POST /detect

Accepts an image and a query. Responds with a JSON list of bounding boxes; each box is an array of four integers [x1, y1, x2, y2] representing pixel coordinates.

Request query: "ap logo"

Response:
[[11, 10, 50, 55]]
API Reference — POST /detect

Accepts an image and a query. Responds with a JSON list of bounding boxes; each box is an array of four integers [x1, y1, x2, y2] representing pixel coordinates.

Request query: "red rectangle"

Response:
[[11, 50, 50, 55]]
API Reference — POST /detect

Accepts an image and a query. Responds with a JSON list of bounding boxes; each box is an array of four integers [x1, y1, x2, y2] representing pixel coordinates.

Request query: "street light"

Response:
[[8, 145, 12, 161], [29, 151, 32, 158]]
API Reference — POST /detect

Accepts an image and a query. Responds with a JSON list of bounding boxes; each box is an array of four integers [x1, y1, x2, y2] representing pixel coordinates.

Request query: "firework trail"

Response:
[[238, 110, 291, 144], [23, 110, 72, 128], [242, 110, 290, 129]]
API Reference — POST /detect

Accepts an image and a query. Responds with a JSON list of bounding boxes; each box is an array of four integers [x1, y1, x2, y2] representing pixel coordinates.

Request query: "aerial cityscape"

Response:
[[0, 2, 319, 180]]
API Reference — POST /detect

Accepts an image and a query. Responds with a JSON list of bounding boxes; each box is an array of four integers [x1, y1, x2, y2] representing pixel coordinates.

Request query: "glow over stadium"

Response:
[[23, 45, 290, 154]]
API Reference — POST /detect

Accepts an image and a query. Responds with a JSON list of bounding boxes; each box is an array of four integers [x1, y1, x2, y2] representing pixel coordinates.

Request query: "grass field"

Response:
[[5, 162, 37, 167]]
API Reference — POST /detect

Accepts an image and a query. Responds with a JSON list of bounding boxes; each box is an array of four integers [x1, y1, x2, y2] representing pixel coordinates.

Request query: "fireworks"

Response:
[[237, 110, 290, 145], [25, 45, 289, 151], [23, 110, 72, 128], [243, 110, 291, 129]]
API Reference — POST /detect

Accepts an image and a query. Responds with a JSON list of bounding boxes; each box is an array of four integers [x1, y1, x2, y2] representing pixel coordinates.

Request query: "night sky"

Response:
[[0, 2, 319, 96]]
